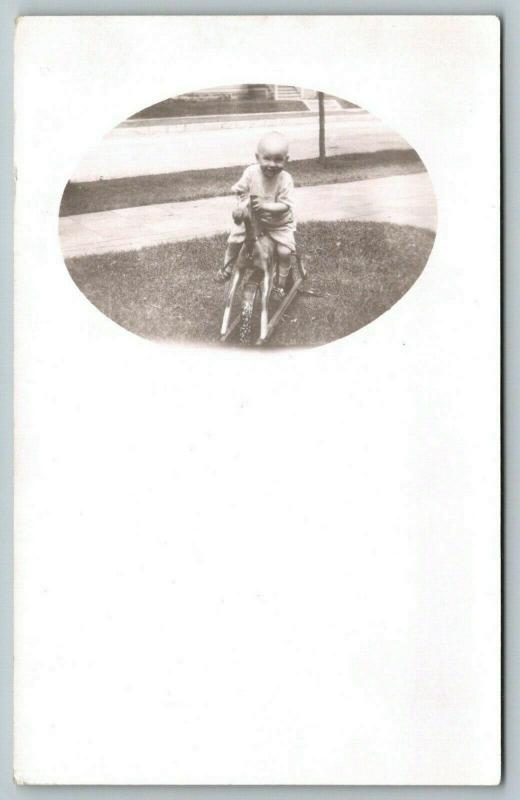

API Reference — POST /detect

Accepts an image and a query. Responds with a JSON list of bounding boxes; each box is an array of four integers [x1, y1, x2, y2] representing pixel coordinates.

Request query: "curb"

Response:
[[117, 108, 367, 135]]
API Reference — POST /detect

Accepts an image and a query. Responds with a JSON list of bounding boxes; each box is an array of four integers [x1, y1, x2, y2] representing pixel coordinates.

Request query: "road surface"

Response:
[[72, 113, 413, 183]]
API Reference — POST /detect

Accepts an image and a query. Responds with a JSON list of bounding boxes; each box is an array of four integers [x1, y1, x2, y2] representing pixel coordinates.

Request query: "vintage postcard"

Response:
[[14, 16, 500, 784]]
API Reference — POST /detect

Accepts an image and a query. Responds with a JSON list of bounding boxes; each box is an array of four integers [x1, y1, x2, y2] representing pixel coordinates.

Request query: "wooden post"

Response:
[[318, 91, 326, 164]]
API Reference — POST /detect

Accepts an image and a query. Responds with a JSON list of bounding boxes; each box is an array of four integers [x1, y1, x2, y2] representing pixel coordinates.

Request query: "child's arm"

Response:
[[252, 173, 294, 217], [251, 199, 289, 214]]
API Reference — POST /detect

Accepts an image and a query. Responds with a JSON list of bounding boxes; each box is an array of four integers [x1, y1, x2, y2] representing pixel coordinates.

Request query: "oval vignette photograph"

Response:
[[59, 84, 437, 348]]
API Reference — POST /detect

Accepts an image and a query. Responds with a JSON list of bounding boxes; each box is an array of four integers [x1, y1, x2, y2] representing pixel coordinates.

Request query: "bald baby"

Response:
[[216, 130, 296, 296], [256, 132, 289, 176], [257, 131, 289, 156]]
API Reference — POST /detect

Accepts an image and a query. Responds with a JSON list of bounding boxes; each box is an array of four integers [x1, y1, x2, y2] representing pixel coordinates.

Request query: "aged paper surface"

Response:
[[14, 16, 500, 784]]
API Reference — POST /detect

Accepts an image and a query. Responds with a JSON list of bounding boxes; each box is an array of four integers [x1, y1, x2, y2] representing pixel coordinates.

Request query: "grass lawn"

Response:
[[60, 150, 425, 217], [66, 220, 435, 348], [130, 97, 308, 119]]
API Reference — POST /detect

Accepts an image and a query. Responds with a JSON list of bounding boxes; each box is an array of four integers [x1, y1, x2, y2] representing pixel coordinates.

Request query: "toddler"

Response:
[[215, 131, 296, 296]]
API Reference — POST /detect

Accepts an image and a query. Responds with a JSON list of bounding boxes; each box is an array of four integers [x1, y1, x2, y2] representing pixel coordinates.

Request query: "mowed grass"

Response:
[[129, 96, 358, 119], [130, 97, 309, 118], [66, 220, 435, 348], [60, 150, 425, 216]]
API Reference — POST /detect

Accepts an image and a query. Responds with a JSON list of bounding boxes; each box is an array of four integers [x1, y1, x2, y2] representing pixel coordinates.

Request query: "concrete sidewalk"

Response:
[[60, 172, 436, 259]]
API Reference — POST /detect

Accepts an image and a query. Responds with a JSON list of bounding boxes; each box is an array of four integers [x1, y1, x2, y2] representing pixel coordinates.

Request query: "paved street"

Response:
[[60, 172, 436, 259], [72, 113, 412, 182]]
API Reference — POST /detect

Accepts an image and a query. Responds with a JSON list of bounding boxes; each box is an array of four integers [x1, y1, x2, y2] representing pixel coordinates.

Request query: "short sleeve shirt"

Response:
[[231, 164, 295, 230]]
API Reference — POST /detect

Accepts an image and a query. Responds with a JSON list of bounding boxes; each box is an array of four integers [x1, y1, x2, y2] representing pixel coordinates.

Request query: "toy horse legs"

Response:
[[259, 269, 271, 342], [220, 263, 242, 338], [253, 234, 276, 342], [219, 198, 281, 344]]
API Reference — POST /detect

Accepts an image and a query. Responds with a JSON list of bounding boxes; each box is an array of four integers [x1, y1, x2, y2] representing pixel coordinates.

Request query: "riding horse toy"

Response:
[[219, 197, 307, 345]]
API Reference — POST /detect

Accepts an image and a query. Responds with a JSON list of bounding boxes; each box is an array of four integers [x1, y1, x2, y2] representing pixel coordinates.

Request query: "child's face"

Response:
[[256, 144, 288, 177]]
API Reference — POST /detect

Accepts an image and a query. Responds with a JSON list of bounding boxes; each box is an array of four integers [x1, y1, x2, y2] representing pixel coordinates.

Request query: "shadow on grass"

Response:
[[66, 220, 435, 349]]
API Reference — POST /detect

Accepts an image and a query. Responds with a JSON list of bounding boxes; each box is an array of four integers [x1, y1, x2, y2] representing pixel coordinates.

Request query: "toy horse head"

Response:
[[243, 195, 266, 244]]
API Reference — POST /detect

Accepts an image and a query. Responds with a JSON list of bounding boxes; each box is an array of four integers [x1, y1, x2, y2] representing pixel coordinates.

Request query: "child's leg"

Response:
[[216, 242, 242, 282], [276, 244, 293, 291]]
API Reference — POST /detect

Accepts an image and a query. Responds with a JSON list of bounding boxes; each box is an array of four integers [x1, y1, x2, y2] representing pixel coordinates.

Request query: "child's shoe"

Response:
[[272, 285, 287, 301], [215, 267, 232, 283]]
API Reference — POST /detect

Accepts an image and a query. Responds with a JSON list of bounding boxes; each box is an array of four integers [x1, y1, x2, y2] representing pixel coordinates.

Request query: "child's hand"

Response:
[[251, 196, 266, 213], [252, 197, 274, 223], [232, 207, 244, 224]]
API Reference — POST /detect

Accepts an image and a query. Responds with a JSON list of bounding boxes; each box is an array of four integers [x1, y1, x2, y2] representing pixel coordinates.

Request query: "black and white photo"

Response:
[[60, 83, 436, 347]]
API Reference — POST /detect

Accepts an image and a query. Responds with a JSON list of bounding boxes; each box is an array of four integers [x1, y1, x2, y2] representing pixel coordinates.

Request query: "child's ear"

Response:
[[255, 152, 260, 163]]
